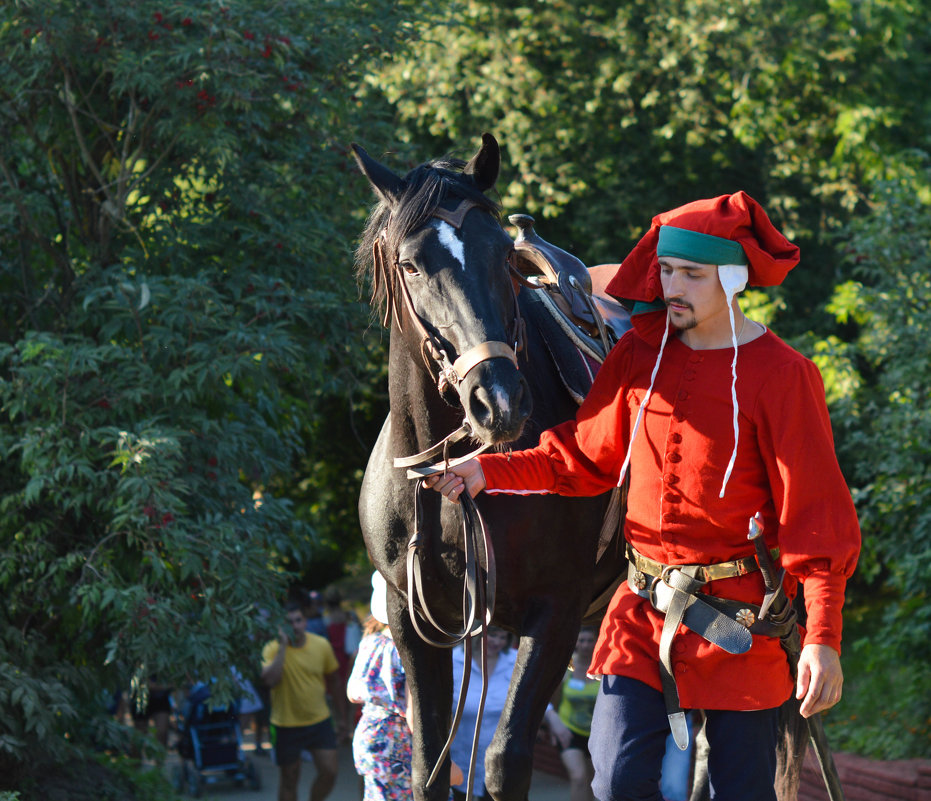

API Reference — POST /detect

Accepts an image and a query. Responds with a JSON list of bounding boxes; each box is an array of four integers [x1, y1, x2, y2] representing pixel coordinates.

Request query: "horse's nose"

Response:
[[465, 367, 531, 443]]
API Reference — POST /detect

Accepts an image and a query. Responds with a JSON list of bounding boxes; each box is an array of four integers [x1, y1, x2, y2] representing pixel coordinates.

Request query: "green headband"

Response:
[[657, 225, 747, 265]]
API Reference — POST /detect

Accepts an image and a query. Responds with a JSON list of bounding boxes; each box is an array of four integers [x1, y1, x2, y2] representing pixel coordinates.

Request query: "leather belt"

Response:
[[625, 542, 778, 584], [625, 543, 790, 752]]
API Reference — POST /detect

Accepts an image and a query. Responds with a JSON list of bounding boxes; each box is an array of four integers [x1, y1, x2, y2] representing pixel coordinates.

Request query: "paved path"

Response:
[[165, 738, 571, 801]]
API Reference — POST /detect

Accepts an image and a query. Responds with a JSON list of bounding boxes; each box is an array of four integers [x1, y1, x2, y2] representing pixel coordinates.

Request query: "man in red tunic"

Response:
[[425, 193, 860, 801]]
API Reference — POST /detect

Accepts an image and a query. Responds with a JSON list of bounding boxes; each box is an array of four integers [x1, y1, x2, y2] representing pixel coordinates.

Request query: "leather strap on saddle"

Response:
[[508, 214, 620, 357]]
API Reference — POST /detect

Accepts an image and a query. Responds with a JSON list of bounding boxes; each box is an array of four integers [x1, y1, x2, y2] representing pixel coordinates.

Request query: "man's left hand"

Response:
[[796, 643, 843, 718]]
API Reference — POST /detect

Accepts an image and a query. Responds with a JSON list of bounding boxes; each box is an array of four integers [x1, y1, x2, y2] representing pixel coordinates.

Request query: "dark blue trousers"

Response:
[[589, 675, 778, 801]]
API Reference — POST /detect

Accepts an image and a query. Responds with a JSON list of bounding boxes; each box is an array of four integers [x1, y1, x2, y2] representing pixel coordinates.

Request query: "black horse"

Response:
[[352, 133, 625, 801]]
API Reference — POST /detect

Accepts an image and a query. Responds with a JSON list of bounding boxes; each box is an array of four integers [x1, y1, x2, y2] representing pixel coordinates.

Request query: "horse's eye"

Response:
[[400, 261, 420, 277]]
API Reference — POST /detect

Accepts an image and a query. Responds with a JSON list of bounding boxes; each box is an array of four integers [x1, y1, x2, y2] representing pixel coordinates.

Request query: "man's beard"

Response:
[[665, 299, 697, 330]]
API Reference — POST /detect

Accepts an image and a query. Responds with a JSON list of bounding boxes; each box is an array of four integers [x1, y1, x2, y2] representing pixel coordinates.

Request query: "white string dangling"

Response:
[[716, 265, 748, 498], [618, 310, 672, 487]]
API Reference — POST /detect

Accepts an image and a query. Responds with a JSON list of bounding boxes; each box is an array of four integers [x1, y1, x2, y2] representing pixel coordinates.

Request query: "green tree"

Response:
[[0, 0, 405, 792], [822, 157, 931, 756], [366, 0, 931, 334]]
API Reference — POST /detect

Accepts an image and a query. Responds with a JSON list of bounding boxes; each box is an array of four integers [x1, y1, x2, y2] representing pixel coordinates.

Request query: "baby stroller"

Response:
[[172, 682, 261, 797]]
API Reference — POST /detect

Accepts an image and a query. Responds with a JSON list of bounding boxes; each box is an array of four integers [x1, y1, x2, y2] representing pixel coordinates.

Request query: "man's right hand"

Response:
[[277, 627, 290, 649], [421, 459, 486, 504]]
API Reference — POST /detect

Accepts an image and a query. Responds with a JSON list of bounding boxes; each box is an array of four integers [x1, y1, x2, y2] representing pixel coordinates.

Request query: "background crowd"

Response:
[[116, 574, 702, 801]]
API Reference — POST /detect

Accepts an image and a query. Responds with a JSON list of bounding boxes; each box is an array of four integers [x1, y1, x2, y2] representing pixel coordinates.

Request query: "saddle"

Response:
[[510, 214, 630, 351], [508, 213, 631, 401]]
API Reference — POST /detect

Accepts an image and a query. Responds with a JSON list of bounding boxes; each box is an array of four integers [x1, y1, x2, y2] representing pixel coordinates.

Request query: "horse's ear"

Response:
[[351, 143, 406, 206], [463, 132, 500, 192]]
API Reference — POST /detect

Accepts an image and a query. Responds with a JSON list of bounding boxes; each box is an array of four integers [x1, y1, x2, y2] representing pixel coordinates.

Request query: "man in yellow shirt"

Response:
[[262, 601, 345, 801]]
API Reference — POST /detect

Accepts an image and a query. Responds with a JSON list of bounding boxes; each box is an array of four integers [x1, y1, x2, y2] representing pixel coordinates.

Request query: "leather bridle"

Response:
[[376, 198, 528, 400], [380, 197, 519, 795]]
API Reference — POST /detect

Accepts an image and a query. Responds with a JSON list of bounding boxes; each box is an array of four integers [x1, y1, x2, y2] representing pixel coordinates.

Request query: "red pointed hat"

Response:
[[605, 191, 800, 306]]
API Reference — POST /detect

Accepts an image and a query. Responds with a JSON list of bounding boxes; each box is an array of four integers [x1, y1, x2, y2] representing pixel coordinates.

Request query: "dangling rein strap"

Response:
[[393, 422, 491, 476], [395, 420, 498, 796], [405, 483, 497, 797]]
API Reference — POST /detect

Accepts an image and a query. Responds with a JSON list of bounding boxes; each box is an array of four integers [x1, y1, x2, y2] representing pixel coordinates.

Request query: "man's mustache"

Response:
[[664, 298, 694, 311]]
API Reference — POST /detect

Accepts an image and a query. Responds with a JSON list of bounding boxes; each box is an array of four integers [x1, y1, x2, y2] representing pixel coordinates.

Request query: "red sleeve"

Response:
[[478, 333, 636, 497], [753, 357, 860, 653]]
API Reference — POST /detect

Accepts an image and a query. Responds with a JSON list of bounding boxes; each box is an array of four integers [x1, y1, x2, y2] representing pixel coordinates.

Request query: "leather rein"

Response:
[[380, 198, 524, 796]]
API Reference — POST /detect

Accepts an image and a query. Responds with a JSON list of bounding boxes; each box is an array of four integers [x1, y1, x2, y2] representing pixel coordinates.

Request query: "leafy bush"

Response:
[[0, 0, 408, 792], [824, 154, 931, 758]]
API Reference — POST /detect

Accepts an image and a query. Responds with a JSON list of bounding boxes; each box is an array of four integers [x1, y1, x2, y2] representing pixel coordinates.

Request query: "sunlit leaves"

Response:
[[824, 165, 931, 748]]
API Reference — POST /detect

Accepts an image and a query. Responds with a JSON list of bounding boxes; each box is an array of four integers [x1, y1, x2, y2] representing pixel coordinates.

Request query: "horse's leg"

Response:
[[484, 608, 581, 801], [689, 712, 711, 801], [390, 600, 455, 801]]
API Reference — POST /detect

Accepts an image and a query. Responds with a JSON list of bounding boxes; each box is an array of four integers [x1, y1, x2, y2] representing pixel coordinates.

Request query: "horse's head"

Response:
[[353, 133, 531, 444]]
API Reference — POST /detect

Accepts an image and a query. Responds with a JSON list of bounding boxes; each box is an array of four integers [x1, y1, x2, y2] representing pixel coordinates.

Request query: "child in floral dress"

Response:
[[347, 572, 413, 801]]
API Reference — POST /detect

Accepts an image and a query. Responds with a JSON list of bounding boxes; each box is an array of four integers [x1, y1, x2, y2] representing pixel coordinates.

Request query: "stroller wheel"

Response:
[[245, 758, 262, 791], [186, 767, 204, 798], [171, 763, 185, 792]]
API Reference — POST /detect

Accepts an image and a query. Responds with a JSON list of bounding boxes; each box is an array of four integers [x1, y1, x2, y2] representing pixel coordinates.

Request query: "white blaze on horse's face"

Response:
[[491, 383, 512, 417], [432, 219, 466, 270]]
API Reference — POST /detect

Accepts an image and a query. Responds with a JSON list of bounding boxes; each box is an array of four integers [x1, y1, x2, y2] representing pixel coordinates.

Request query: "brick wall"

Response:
[[799, 749, 931, 801], [533, 740, 931, 800]]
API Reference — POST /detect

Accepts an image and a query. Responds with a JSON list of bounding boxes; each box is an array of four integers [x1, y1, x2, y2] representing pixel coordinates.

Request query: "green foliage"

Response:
[[11, 747, 176, 801], [823, 156, 931, 755], [365, 0, 931, 337], [825, 598, 931, 759], [0, 0, 408, 791]]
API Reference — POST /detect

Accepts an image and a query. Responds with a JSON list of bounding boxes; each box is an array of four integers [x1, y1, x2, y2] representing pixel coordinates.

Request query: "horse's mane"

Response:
[[354, 156, 501, 318]]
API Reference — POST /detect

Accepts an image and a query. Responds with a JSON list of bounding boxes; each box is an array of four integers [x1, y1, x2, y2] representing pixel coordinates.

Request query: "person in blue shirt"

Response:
[[449, 626, 517, 801]]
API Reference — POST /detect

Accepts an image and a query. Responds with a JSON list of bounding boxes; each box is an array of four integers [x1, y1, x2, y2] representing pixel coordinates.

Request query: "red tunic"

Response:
[[477, 328, 860, 710]]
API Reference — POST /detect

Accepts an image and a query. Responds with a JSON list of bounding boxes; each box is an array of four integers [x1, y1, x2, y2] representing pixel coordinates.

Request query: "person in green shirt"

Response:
[[544, 626, 600, 801]]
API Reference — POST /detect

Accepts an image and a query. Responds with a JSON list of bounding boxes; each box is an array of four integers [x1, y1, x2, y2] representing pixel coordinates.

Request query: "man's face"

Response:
[[286, 610, 306, 639], [575, 629, 597, 657], [659, 256, 729, 332]]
